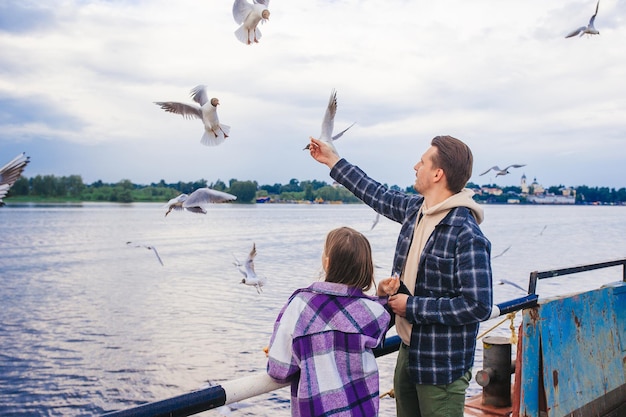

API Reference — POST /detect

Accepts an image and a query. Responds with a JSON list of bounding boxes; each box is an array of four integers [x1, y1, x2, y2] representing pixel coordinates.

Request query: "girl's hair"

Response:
[[324, 226, 375, 292]]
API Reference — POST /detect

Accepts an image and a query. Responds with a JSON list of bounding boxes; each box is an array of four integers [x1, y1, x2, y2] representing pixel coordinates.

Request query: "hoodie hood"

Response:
[[422, 188, 484, 224]]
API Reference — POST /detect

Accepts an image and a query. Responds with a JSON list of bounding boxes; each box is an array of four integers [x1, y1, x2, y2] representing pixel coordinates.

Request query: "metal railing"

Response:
[[103, 258, 626, 417]]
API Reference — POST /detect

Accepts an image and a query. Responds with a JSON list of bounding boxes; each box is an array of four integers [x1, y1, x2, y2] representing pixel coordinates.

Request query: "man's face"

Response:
[[413, 146, 438, 194]]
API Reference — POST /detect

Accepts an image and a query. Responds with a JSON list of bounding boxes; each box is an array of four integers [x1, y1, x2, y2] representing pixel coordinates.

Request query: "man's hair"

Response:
[[430, 135, 473, 193], [324, 226, 375, 292]]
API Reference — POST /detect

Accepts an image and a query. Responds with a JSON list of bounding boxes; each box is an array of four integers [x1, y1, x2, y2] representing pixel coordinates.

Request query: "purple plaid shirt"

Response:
[[267, 282, 391, 416]]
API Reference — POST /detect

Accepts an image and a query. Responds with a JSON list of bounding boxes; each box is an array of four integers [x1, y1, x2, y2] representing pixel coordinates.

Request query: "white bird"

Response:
[[232, 0, 270, 45], [565, 0, 600, 38], [233, 243, 267, 294], [155, 85, 231, 146], [498, 279, 527, 294], [479, 164, 526, 177], [126, 241, 164, 266], [164, 188, 237, 217], [370, 212, 380, 231], [303, 89, 355, 152], [492, 245, 511, 260], [0, 152, 30, 206]]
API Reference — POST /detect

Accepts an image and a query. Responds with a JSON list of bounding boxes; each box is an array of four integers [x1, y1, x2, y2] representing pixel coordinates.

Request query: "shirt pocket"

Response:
[[421, 253, 457, 296]]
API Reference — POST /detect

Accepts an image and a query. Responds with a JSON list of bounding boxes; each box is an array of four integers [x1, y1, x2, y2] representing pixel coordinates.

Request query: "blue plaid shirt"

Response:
[[330, 159, 493, 385]]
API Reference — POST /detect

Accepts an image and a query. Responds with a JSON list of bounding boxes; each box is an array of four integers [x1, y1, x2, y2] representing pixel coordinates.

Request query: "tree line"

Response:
[[7, 175, 626, 204]]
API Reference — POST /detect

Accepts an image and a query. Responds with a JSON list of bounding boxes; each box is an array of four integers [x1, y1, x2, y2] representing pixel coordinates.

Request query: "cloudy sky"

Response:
[[1, 0, 625, 190]]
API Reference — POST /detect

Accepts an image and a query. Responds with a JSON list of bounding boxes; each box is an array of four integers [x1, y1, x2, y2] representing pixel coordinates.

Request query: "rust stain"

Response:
[[552, 369, 559, 388], [528, 307, 540, 323], [574, 314, 582, 328]]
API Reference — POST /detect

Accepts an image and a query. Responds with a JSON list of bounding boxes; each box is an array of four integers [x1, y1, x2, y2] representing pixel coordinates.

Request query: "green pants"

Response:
[[394, 343, 471, 417]]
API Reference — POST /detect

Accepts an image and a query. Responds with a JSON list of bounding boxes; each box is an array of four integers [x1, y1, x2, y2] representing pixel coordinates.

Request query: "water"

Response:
[[1, 203, 625, 416]]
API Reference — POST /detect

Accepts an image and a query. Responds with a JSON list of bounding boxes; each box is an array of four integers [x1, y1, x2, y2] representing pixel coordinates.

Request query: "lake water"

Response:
[[1, 203, 625, 416]]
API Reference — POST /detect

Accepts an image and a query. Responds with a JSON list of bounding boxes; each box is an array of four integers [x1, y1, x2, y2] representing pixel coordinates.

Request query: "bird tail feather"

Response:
[[201, 131, 226, 146], [234, 26, 250, 44]]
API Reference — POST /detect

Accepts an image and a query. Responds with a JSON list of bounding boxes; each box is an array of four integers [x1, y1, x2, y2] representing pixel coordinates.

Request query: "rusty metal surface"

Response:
[[517, 283, 626, 417]]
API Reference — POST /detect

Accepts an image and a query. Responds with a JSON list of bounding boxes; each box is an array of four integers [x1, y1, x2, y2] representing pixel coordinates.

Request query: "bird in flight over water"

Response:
[[234, 243, 267, 294], [164, 188, 237, 217], [0, 152, 30, 206], [480, 164, 526, 177], [126, 241, 164, 266]]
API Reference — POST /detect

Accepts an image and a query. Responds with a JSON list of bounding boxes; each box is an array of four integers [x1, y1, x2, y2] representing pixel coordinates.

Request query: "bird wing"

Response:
[[164, 194, 188, 208], [565, 26, 585, 38], [245, 243, 257, 275], [155, 102, 202, 119], [149, 246, 164, 266], [254, 0, 269, 6], [233, 0, 253, 24], [0, 184, 10, 201], [190, 85, 208, 106], [589, 0, 599, 26], [320, 89, 337, 141], [183, 188, 237, 208], [331, 122, 356, 141], [504, 164, 526, 170], [370, 212, 380, 231], [479, 166, 501, 176], [0, 152, 30, 187], [492, 245, 512, 259]]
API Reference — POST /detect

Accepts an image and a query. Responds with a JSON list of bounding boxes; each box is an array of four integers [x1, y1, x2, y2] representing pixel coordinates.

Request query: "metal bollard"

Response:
[[475, 336, 512, 407]]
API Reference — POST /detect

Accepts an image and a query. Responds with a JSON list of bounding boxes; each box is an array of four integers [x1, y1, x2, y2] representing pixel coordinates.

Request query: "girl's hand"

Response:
[[377, 273, 401, 296]]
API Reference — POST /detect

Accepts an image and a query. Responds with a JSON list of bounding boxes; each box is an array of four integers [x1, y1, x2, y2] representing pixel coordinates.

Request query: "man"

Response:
[[307, 135, 493, 417]]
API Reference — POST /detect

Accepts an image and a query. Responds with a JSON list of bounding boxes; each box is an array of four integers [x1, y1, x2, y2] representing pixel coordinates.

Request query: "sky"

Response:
[[1, 0, 625, 190]]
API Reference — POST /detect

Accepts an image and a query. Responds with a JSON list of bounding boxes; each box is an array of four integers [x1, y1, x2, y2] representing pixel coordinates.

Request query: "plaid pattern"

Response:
[[330, 159, 493, 385], [267, 282, 391, 416]]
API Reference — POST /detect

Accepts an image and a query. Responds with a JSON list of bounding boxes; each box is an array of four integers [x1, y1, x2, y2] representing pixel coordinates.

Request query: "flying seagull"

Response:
[[0, 152, 30, 206], [370, 212, 381, 231], [232, 0, 270, 45], [565, 0, 600, 38], [164, 188, 237, 216], [155, 85, 231, 146], [492, 245, 512, 260], [126, 241, 164, 266], [233, 243, 267, 294], [303, 89, 356, 152], [480, 164, 526, 177], [498, 279, 527, 294]]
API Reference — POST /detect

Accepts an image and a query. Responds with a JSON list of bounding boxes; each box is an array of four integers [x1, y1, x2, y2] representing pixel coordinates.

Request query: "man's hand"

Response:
[[308, 137, 340, 169], [388, 294, 409, 317]]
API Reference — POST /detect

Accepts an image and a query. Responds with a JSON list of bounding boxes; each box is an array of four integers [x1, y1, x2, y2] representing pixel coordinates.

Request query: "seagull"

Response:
[[164, 188, 237, 216], [370, 212, 380, 231], [126, 241, 164, 266], [0, 152, 30, 206], [303, 89, 356, 152], [498, 279, 527, 294], [492, 245, 511, 260], [155, 85, 231, 146], [479, 164, 526, 177], [565, 0, 600, 38], [233, 243, 267, 294], [232, 0, 270, 45]]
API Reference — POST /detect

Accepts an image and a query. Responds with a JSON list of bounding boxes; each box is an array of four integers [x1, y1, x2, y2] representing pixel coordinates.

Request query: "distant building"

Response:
[[520, 174, 575, 204]]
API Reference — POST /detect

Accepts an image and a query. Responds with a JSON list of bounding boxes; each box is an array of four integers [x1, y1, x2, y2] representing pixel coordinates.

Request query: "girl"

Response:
[[267, 227, 391, 417]]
